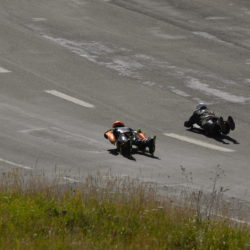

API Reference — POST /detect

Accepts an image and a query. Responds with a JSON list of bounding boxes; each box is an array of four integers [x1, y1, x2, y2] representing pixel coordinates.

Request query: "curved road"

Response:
[[0, 0, 250, 200]]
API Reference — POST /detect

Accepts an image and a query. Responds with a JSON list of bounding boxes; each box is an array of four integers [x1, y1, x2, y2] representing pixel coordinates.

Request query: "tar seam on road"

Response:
[[45, 90, 95, 108], [164, 133, 235, 152], [32, 17, 47, 22]]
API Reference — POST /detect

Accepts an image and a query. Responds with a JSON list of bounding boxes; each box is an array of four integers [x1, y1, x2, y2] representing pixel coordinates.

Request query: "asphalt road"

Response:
[[0, 0, 250, 200]]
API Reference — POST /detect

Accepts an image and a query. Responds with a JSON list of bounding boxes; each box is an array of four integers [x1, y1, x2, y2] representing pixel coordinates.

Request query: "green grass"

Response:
[[0, 170, 249, 249]]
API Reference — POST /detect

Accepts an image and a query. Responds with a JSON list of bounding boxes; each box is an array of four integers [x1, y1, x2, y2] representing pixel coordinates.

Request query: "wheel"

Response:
[[149, 136, 156, 156], [227, 116, 235, 130]]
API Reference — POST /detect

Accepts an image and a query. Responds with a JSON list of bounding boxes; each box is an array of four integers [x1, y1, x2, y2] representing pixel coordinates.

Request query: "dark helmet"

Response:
[[196, 103, 207, 110], [112, 121, 125, 128]]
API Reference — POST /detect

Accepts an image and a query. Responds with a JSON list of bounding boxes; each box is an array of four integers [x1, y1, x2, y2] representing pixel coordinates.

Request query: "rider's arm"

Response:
[[184, 112, 199, 127], [104, 129, 116, 139], [104, 129, 112, 138]]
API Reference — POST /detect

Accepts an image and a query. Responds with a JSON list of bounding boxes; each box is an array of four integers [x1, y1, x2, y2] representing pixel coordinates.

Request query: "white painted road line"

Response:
[[0, 67, 11, 73], [0, 158, 32, 170], [164, 133, 235, 152], [45, 90, 95, 108]]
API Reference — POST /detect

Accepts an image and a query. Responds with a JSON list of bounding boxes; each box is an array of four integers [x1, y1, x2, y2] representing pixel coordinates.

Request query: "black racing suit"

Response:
[[112, 127, 153, 149], [112, 127, 134, 139], [184, 109, 218, 128], [113, 127, 144, 146]]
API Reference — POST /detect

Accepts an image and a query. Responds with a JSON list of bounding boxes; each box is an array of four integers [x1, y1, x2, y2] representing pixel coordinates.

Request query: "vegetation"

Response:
[[0, 169, 249, 249]]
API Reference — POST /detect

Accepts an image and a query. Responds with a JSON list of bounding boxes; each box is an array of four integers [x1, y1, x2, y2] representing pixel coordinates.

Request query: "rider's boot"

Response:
[[227, 116, 235, 131]]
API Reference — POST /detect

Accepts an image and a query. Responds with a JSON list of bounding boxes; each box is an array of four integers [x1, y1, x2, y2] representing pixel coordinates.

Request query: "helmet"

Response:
[[196, 103, 207, 110], [112, 121, 125, 128]]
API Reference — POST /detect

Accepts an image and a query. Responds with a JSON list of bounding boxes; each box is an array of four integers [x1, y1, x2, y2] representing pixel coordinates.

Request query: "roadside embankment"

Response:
[[0, 169, 249, 249]]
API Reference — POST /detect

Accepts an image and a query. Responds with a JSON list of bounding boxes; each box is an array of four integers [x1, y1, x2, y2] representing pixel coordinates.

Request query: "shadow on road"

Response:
[[136, 151, 160, 160], [107, 149, 160, 160], [108, 149, 136, 161], [108, 149, 119, 156], [187, 128, 240, 145]]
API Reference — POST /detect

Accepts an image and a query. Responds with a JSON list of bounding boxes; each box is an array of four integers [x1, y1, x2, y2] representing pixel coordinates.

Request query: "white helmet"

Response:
[[196, 103, 207, 110]]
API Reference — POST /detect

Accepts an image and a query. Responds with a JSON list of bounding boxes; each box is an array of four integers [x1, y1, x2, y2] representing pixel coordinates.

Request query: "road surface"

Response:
[[0, 0, 250, 200]]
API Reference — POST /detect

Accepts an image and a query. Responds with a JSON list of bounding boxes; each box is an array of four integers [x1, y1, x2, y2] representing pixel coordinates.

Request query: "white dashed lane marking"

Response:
[[0, 158, 32, 170], [164, 133, 235, 152], [45, 90, 95, 108], [0, 67, 11, 73]]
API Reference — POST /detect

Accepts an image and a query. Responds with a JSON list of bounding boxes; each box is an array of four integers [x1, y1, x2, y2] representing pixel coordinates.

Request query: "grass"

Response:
[[0, 169, 249, 249]]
